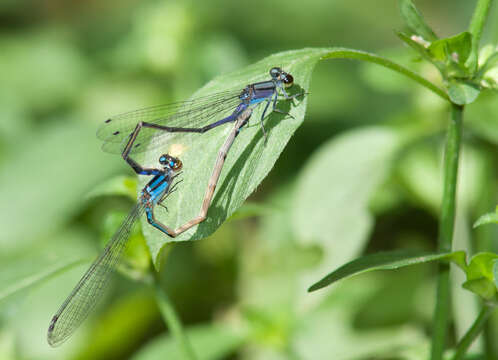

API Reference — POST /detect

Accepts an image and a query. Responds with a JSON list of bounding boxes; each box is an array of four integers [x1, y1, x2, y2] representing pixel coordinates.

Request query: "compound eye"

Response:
[[159, 154, 168, 165], [173, 159, 183, 171], [270, 67, 281, 78], [283, 73, 294, 88]]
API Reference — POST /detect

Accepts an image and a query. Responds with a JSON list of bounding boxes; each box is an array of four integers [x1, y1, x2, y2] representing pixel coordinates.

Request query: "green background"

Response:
[[0, 0, 497, 359]]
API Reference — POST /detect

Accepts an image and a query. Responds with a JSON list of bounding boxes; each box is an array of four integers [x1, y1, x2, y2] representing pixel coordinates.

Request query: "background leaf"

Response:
[[292, 127, 402, 276], [308, 250, 465, 292], [474, 207, 498, 228]]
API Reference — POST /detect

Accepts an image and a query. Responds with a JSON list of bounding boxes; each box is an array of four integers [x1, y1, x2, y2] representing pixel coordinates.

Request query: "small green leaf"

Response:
[[398, 0, 437, 41], [465, 253, 498, 282], [460, 253, 498, 300], [462, 278, 496, 300], [448, 80, 480, 105], [308, 250, 465, 292], [428, 32, 472, 65], [473, 206, 498, 228]]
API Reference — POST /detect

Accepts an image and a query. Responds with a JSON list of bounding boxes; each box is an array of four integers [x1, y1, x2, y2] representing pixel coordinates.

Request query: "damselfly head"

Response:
[[282, 73, 294, 88], [270, 67, 294, 88], [159, 154, 182, 171]]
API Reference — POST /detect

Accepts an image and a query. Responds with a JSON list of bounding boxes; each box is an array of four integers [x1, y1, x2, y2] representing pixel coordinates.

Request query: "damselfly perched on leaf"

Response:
[[97, 67, 304, 157], [47, 154, 183, 347], [95, 67, 304, 238]]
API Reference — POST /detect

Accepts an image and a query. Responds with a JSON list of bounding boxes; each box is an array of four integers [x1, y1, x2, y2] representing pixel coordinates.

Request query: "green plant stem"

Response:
[[323, 48, 450, 101], [467, 0, 493, 71], [154, 279, 197, 360], [469, 0, 493, 44], [430, 104, 464, 360], [452, 305, 496, 360]]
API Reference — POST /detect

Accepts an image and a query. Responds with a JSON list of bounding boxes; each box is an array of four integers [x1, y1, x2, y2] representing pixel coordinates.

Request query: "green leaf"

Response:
[[447, 80, 480, 105], [465, 253, 498, 282], [428, 32, 471, 63], [473, 206, 498, 228], [131, 324, 245, 360], [462, 278, 496, 300], [461, 252, 498, 300], [140, 48, 329, 266], [398, 31, 475, 81], [398, 0, 437, 41], [308, 250, 465, 292], [292, 127, 401, 272], [428, 32, 474, 79]]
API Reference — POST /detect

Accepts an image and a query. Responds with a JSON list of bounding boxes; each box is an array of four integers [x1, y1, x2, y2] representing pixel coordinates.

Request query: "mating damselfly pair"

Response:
[[47, 67, 304, 346]]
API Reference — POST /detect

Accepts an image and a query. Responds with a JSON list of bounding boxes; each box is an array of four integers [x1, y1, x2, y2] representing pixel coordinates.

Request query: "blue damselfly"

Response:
[[97, 67, 302, 157], [47, 154, 183, 347], [96, 68, 302, 236]]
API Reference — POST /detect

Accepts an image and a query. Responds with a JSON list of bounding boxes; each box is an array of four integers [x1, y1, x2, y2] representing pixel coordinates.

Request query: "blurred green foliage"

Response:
[[0, 0, 497, 359]]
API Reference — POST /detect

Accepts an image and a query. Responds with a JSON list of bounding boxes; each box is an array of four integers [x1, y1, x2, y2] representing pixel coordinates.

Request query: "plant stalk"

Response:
[[430, 104, 464, 360], [323, 49, 449, 101], [467, 0, 493, 72], [469, 0, 493, 44], [154, 279, 197, 360], [452, 305, 495, 360]]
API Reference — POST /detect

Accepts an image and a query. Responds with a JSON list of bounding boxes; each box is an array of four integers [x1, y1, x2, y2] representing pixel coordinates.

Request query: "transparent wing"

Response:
[[97, 89, 242, 155], [47, 203, 145, 347]]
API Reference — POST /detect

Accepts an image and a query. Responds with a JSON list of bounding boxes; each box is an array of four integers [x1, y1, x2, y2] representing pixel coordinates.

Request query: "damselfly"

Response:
[[97, 67, 302, 236], [47, 154, 183, 347], [97, 67, 303, 157]]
